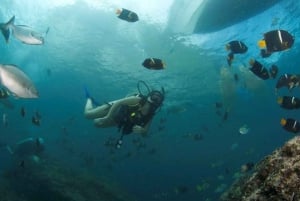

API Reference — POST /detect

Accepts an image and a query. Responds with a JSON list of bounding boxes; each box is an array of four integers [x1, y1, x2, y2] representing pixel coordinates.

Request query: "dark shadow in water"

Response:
[[194, 0, 283, 33]]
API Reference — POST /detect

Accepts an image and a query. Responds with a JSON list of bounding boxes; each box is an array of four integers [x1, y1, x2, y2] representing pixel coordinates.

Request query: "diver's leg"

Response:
[[90, 96, 141, 127], [84, 98, 111, 119]]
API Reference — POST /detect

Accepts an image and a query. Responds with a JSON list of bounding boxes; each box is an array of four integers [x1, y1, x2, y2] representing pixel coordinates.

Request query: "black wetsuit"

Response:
[[264, 30, 294, 52], [282, 118, 300, 134], [279, 96, 300, 110], [114, 103, 154, 135], [118, 8, 139, 22], [249, 60, 269, 80]]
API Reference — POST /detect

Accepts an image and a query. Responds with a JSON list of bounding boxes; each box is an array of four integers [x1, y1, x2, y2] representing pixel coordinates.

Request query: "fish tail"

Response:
[[0, 16, 15, 43], [6, 16, 15, 27]]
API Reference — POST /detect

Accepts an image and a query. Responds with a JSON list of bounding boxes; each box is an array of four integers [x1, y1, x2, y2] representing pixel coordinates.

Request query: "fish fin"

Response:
[[0, 16, 15, 43], [258, 40, 266, 48], [6, 16, 15, 27]]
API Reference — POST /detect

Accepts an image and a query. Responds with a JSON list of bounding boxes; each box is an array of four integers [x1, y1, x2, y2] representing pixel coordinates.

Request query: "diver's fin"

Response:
[[258, 40, 266, 48], [84, 86, 100, 106], [84, 86, 91, 99]]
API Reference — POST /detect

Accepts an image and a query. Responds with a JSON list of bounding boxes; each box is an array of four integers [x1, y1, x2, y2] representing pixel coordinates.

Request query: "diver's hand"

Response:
[[132, 125, 146, 135]]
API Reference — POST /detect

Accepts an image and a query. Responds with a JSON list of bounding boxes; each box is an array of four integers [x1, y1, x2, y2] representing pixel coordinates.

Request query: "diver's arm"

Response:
[[133, 120, 152, 136]]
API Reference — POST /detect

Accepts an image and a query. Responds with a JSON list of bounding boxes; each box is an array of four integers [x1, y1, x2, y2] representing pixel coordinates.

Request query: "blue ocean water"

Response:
[[0, 0, 299, 200]]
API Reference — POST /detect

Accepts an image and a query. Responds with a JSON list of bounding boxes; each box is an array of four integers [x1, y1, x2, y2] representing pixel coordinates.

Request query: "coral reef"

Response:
[[221, 136, 300, 201], [1, 158, 134, 201]]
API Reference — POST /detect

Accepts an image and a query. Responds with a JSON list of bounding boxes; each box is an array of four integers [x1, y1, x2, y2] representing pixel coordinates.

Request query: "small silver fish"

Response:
[[0, 64, 38, 98]]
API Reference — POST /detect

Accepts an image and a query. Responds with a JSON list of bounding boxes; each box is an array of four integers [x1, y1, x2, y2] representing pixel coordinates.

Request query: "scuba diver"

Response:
[[248, 59, 269, 80], [84, 81, 165, 146], [280, 118, 300, 134], [225, 40, 248, 66], [277, 96, 300, 110], [258, 29, 294, 57], [116, 8, 139, 22], [275, 74, 300, 92]]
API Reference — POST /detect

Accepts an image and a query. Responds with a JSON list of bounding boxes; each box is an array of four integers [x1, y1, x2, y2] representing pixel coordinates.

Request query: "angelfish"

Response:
[[0, 64, 38, 98]]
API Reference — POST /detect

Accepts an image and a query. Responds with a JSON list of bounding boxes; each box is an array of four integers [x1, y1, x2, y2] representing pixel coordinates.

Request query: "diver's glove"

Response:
[[132, 125, 147, 135]]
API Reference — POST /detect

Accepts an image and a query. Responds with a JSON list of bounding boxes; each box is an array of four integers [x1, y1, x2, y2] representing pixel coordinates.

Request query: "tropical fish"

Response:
[[5, 16, 49, 45], [225, 40, 248, 66], [0, 64, 38, 98], [258, 29, 294, 55], [249, 59, 269, 80], [116, 8, 139, 22], [142, 58, 166, 70]]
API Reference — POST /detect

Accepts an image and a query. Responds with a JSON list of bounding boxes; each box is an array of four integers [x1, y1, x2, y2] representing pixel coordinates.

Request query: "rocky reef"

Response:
[[0, 158, 134, 201], [221, 136, 300, 201]]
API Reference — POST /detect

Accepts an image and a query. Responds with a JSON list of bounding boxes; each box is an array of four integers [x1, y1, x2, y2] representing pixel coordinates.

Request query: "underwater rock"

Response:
[[1, 158, 134, 201], [221, 136, 300, 201]]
